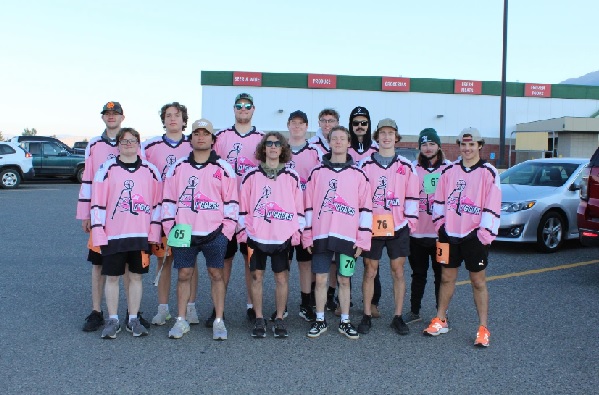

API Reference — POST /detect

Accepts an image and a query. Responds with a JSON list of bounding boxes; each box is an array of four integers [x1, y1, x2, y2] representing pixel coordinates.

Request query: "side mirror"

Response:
[[569, 182, 581, 192], [58, 151, 68, 157]]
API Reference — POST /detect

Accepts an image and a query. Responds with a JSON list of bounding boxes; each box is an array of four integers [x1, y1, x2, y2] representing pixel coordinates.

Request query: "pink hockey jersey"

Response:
[[302, 154, 373, 255], [359, 154, 419, 234], [162, 151, 239, 242], [307, 129, 330, 154], [141, 135, 192, 181], [238, 166, 305, 254], [412, 160, 451, 239], [349, 141, 379, 163], [432, 160, 501, 245], [286, 142, 322, 191], [76, 134, 120, 220], [91, 156, 162, 254], [213, 126, 264, 189]]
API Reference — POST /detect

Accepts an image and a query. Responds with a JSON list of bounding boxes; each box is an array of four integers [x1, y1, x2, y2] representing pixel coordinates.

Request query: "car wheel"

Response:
[[0, 168, 21, 189], [536, 211, 565, 253], [76, 166, 84, 183]]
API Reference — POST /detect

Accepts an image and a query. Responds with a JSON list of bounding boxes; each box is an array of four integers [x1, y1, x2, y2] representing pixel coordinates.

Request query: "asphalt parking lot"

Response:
[[1, 182, 599, 394]]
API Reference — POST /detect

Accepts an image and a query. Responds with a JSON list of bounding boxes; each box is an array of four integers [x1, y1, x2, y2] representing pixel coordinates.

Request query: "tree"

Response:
[[23, 128, 38, 136], [0, 131, 5, 141]]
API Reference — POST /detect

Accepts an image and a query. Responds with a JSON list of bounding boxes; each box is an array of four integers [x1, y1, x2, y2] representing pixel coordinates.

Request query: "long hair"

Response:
[[418, 149, 446, 168], [255, 132, 292, 163], [160, 102, 189, 131]]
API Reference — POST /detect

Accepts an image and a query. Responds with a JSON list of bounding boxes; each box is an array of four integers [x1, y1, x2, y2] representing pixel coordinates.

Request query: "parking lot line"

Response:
[[456, 259, 599, 286]]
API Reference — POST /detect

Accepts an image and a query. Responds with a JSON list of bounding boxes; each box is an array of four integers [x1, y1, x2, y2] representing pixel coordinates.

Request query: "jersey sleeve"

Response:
[[221, 164, 239, 241], [432, 169, 448, 233], [404, 162, 420, 232], [292, 172, 306, 246], [76, 155, 95, 220], [356, 173, 373, 251], [477, 167, 502, 245], [236, 174, 251, 243], [90, 168, 109, 246], [149, 173, 163, 244], [161, 168, 177, 239], [301, 171, 315, 249]]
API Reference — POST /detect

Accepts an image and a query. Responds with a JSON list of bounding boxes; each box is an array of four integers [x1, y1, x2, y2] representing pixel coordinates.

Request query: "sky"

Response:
[[1, 0, 597, 140]]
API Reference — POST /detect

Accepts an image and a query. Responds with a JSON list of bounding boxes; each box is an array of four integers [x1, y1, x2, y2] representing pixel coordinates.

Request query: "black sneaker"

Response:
[[357, 315, 372, 334], [247, 307, 257, 323], [307, 319, 328, 338], [269, 306, 288, 322], [390, 315, 410, 335], [126, 310, 150, 330], [299, 305, 316, 322], [326, 295, 338, 311], [272, 318, 288, 338], [338, 320, 359, 339], [251, 318, 267, 338], [83, 310, 104, 332], [205, 308, 216, 328]]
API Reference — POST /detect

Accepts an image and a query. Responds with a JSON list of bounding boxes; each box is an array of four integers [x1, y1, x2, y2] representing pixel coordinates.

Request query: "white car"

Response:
[[0, 141, 35, 189]]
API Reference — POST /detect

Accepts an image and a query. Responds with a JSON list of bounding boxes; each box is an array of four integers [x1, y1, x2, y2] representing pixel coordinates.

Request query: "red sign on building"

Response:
[[233, 71, 262, 86], [308, 74, 337, 89], [382, 77, 410, 92], [454, 80, 482, 95], [525, 83, 552, 98]]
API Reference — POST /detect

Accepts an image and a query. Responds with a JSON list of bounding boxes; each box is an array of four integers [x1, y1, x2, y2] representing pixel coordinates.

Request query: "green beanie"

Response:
[[418, 128, 441, 148]]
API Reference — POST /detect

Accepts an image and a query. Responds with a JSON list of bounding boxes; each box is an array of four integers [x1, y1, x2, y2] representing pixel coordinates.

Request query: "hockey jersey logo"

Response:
[[162, 155, 177, 180], [318, 179, 355, 218], [372, 176, 401, 210], [178, 176, 220, 213], [226, 142, 256, 176], [111, 180, 151, 218], [253, 186, 294, 222], [107, 153, 117, 161], [447, 179, 481, 216]]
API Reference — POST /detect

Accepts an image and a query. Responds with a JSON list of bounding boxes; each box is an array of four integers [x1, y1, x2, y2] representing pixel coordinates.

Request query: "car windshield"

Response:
[[500, 162, 580, 187]]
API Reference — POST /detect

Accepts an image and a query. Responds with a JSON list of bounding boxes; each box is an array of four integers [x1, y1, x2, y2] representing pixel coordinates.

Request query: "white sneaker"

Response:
[[152, 305, 171, 326], [168, 318, 190, 339], [213, 319, 227, 340], [186, 304, 200, 325]]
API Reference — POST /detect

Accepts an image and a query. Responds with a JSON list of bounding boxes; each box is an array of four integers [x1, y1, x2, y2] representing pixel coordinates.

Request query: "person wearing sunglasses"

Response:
[[237, 132, 305, 338], [210, 93, 265, 327], [142, 102, 197, 328], [348, 106, 378, 163]]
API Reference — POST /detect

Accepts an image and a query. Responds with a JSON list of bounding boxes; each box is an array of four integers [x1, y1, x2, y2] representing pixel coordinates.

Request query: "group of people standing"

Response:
[[77, 93, 501, 348]]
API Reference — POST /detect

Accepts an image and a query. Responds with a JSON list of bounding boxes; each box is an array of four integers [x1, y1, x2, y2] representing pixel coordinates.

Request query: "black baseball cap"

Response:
[[101, 101, 124, 115], [288, 110, 308, 123]]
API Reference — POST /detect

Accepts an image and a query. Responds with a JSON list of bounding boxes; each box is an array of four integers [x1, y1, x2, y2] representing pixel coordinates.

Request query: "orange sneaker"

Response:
[[474, 325, 490, 347], [423, 317, 449, 336]]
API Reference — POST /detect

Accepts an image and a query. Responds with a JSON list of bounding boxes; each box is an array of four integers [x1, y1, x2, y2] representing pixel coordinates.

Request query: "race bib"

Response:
[[424, 173, 440, 194], [87, 234, 101, 254], [372, 214, 394, 237], [151, 236, 171, 257], [338, 254, 356, 277], [436, 241, 449, 265], [167, 224, 192, 247]]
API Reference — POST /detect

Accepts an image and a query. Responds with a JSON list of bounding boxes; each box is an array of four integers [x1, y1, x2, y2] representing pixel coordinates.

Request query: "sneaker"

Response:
[[402, 311, 421, 324], [307, 319, 328, 338], [423, 317, 449, 337], [371, 304, 381, 319], [247, 307, 257, 323], [186, 304, 200, 325], [152, 305, 171, 326], [168, 318, 190, 339], [251, 318, 267, 338], [299, 305, 316, 322], [126, 310, 150, 330], [390, 315, 410, 335], [269, 306, 288, 322], [204, 308, 216, 328], [338, 320, 359, 339], [474, 325, 490, 347], [127, 317, 149, 337], [101, 318, 121, 339], [213, 319, 228, 341], [83, 310, 104, 332], [272, 318, 289, 338], [357, 315, 372, 334]]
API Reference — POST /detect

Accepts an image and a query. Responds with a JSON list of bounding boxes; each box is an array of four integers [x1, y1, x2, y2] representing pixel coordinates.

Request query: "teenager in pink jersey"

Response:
[[424, 128, 501, 348], [91, 128, 162, 339], [357, 118, 419, 336], [303, 126, 372, 339], [403, 128, 451, 326], [142, 102, 198, 327], [162, 119, 238, 340], [210, 93, 264, 325], [238, 132, 305, 338]]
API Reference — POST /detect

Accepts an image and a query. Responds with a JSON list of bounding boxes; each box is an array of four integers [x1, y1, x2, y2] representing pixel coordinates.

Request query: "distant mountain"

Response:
[[561, 70, 599, 86]]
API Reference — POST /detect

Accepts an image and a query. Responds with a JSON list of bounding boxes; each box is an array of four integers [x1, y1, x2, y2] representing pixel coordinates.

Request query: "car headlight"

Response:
[[501, 201, 536, 212]]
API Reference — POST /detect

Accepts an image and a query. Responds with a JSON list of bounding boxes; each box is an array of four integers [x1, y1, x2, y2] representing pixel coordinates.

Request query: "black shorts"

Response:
[[224, 238, 248, 260], [250, 247, 290, 273], [362, 226, 410, 260], [446, 237, 489, 272], [102, 250, 149, 276], [87, 249, 103, 266], [172, 232, 228, 269], [288, 244, 312, 262]]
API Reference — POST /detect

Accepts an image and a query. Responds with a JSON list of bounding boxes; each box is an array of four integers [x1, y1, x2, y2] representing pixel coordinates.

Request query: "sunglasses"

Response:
[[235, 103, 253, 110], [352, 121, 369, 127], [265, 141, 282, 147]]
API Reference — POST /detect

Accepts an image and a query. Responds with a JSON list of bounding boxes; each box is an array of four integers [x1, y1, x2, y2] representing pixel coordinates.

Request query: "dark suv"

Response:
[[577, 147, 599, 246], [15, 139, 85, 183]]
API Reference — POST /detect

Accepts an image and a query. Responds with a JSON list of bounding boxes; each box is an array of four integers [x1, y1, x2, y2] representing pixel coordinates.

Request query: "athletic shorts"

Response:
[[224, 238, 248, 260], [172, 232, 228, 270], [87, 249, 103, 266], [312, 251, 351, 277], [250, 247, 290, 273], [362, 226, 410, 260], [102, 250, 149, 276], [288, 244, 312, 262], [446, 237, 489, 272]]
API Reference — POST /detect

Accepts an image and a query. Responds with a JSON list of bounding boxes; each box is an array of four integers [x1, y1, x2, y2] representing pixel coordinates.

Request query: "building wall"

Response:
[[559, 133, 598, 158]]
